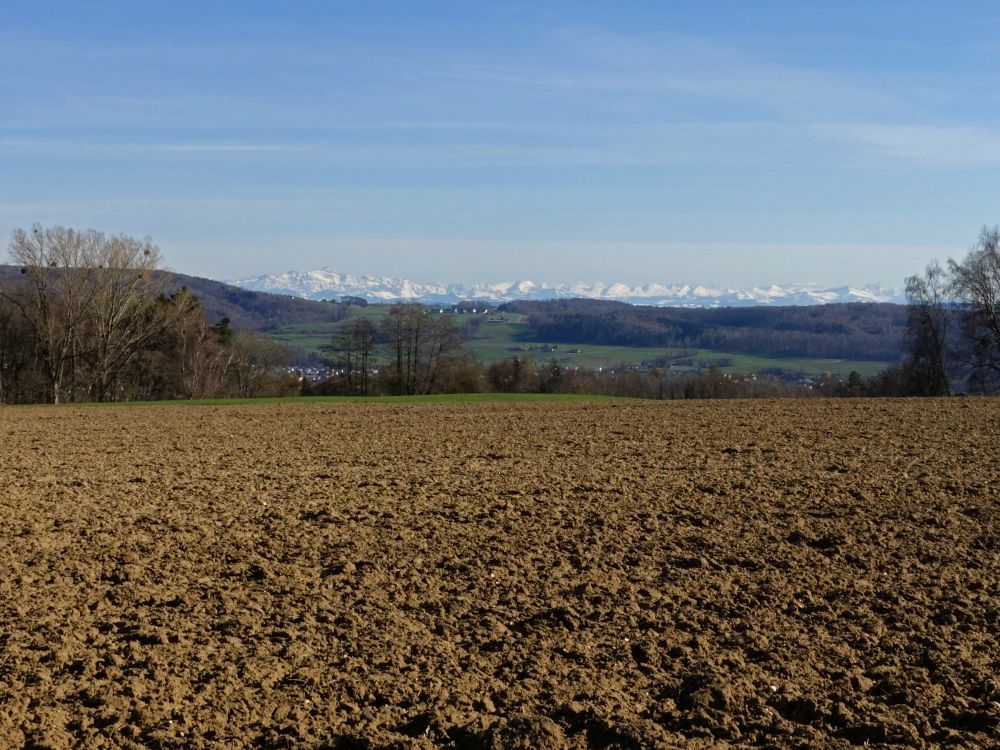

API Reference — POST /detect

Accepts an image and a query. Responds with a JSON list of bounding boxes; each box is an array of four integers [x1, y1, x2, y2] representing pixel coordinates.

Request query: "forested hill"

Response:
[[0, 266, 346, 332], [503, 299, 906, 361], [161, 272, 347, 330]]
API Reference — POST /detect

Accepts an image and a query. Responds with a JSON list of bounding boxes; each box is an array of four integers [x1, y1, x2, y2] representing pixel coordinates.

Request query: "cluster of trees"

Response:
[[898, 226, 1000, 395], [317, 304, 480, 396], [506, 299, 905, 361], [0, 225, 295, 404]]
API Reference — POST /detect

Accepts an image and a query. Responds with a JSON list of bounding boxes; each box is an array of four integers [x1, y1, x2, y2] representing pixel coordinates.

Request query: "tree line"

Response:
[[6, 222, 1000, 404], [316, 338, 878, 399], [0, 225, 295, 404], [891, 226, 1000, 396]]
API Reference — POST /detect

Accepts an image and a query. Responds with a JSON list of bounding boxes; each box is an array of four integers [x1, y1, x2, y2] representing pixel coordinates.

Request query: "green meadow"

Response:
[[269, 310, 890, 378]]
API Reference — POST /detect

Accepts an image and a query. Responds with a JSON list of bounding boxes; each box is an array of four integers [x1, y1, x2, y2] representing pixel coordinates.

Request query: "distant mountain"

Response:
[[229, 268, 906, 307]]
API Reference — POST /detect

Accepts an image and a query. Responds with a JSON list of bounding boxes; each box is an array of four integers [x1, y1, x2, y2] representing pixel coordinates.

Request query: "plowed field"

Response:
[[1, 399, 998, 749]]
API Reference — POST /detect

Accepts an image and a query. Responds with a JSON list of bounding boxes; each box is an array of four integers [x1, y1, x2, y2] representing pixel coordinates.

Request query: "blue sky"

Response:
[[1, 1, 998, 287]]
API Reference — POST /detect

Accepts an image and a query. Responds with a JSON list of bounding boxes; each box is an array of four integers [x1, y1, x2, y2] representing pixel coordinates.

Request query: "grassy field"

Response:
[[268, 307, 394, 361], [268, 322, 356, 353], [270, 311, 892, 377]]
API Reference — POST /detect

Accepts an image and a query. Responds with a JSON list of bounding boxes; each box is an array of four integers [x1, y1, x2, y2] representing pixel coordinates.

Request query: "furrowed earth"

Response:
[[0, 399, 997, 749]]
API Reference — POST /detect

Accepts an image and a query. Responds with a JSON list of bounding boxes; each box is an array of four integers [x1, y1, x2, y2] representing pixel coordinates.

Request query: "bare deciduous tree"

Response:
[[230, 331, 291, 398], [86, 233, 167, 401], [3, 226, 104, 403], [331, 316, 377, 396], [949, 226, 1000, 392], [0, 294, 28, 403], [904, 260, 951, 396], [382, 304, 461, 395], [384, 303, 426, 396], [169, 294, 234, 400]]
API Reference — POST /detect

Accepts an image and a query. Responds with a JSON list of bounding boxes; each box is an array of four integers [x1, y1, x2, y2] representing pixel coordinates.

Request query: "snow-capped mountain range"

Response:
[[229, 268, 905, 308]]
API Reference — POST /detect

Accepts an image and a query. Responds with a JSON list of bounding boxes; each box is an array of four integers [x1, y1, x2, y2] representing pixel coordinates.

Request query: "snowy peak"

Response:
[[228, 268, 905, 307], [236, 268, 448, 301]]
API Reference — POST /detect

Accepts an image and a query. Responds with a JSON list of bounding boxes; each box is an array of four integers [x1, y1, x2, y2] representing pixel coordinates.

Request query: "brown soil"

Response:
[[0, 398, 997, 749]]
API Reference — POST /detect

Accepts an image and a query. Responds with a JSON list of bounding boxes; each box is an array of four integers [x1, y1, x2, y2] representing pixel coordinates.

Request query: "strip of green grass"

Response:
[[36, 393, 625, 408]]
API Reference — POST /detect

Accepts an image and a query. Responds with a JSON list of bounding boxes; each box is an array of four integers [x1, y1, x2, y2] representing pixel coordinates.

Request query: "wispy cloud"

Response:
[[431, 27, 905, 121], [142, 143, 313, 153], [0, 138, 314, 155], [414, 26, 1000, 171], [0, 121, 831, 170], [821, 123, 1000, 167]]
